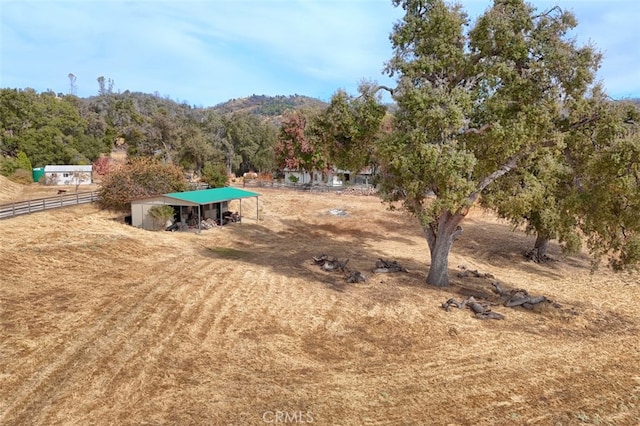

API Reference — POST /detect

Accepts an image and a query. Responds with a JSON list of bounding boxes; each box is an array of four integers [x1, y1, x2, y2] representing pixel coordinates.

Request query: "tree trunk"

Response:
[[534, 234, 549, 258], [161, 141, 172, 164], [424, 211, 465, 287], [525, 233, 551, 263]]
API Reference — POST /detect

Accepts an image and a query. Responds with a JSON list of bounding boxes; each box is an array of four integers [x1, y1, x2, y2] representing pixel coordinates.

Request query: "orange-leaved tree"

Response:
[[98, 157, 187, 211]]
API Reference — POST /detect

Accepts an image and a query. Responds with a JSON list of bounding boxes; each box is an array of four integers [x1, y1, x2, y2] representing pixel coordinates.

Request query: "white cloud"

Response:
[[1, 0, 638, 105]]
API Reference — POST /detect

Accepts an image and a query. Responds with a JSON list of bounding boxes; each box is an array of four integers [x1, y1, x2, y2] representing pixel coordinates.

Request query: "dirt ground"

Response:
[[0, 175, 100, 203], [1, 178, 639, 425]]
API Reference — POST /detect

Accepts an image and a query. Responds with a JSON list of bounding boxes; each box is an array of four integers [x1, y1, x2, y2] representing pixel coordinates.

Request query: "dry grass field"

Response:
[[1, 177, 639, 425]]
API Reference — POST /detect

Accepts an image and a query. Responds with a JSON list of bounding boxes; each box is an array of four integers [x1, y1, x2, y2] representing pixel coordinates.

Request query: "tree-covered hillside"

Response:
[[212, 94, 327, 123], [0, 89, 326, 180]]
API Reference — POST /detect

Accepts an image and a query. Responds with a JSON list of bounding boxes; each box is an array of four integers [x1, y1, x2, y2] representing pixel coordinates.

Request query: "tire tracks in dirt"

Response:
[[0, 253, 211, 424], [1, 273, 168, 423]]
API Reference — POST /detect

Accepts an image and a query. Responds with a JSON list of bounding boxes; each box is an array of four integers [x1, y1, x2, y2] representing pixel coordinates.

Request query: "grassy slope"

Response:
[[0, 187, 638, 425]]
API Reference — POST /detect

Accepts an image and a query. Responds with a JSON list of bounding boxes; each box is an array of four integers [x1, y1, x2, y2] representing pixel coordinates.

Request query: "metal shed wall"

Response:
[[130, 196, 180, 230], [130, 196, 229, 231]]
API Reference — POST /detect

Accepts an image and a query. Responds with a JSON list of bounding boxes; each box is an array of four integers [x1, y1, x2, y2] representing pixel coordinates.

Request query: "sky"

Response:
[[1, 0, 639, 108]]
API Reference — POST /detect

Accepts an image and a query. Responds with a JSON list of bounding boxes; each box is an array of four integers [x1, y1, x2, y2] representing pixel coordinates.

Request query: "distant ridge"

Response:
[[212, 94, 327, 120]]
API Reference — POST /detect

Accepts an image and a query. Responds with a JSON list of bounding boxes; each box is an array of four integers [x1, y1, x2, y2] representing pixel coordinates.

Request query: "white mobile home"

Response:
[[282, 167, 372, 187], [43, 165, 93, 185]]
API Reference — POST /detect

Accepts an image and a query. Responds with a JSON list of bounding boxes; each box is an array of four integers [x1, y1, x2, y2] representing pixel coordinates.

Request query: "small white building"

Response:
[[283, 167, 373, 187], [43, 165, 93, 185], [283, 168, 346, 187]]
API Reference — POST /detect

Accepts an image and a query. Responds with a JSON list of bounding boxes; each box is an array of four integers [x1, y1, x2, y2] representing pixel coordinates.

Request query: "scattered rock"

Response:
[[373, 258, 408, 273], [313, 253, 365, 284], [345, 270, 366, 283], [442, 296, 505, 320], [457, 265, 494, 279]]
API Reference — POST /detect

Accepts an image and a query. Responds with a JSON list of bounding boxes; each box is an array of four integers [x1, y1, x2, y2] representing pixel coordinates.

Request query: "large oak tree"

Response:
[[377, 0, 602, 286]]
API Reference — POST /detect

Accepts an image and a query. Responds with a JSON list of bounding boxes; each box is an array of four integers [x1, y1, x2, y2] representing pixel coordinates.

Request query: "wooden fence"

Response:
[[0, 191, 99, 220]]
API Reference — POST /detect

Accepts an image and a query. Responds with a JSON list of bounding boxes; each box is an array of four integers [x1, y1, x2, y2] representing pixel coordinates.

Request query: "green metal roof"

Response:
[[163, 187, 259, 205]]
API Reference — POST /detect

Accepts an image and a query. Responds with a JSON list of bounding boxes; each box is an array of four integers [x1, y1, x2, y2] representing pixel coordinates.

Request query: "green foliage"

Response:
[[16, 151, 32, 172], [373, 0, 603, 285], [98, 157, 187, 211], [0, 157, 19, 177], [224, 113, 278, 175], [213, 94, 327, 121], [147, 205, 176, 230], [312, 86, 387, 174], [577, 129, 640, 270], [481, 149, 582, 255], [0, 88, 107, 167], [1, 88, 288, 181], [201, 162, 228, 188]]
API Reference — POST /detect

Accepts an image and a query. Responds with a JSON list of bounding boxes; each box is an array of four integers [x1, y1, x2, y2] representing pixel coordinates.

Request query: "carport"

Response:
[[130, 187, 260, 231]]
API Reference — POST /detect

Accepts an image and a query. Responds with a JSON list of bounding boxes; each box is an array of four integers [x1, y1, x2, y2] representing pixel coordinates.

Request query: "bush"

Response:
[[0, 157, 19, 177], [147, 205, 175, 230], [93, 155, 111, 176], [98, 157, 188, 211], [202, 162, 228, 188], [16, 151, 32, 172]]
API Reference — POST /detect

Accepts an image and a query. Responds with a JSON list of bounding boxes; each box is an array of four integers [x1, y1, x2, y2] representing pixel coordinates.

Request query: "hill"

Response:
[[1, 187, 638, 424], [212, 94, 327, 121], [0, 175, 23, 202]]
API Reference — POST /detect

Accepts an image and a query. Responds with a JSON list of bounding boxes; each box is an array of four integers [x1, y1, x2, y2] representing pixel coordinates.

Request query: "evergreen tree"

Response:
[[377, 0, 602, 286]]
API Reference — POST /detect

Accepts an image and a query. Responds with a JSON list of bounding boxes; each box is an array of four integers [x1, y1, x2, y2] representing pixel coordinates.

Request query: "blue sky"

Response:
[[1, 0, 639, 107]]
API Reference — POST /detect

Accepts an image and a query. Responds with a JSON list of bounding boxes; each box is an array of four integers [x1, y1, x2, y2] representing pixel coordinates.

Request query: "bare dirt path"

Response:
[[1, 186, 639, 425]]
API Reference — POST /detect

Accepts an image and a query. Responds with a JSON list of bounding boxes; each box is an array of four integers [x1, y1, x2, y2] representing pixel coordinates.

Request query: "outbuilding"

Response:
[[42, 165, 93, 185], [130, 187, 260, 231]]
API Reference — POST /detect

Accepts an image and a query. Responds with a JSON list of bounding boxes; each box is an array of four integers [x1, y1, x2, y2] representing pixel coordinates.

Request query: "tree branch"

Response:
[[467, 153, 520, 204], [372, 85, 395, 96], [462, 123, 493, 135], [567, 114, 600, 130], [533, 5, 563, 20], [466, 137, 560, 205]]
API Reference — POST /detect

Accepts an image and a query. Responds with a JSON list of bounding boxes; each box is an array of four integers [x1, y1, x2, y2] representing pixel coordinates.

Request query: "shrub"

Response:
[[0, 157, 19, 177], [93, 155, 111, 176], [147, 205, 175, 230], [16, 151, 32, 172], [99, 157, 188, 211], [202, 162, 228, 188]]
